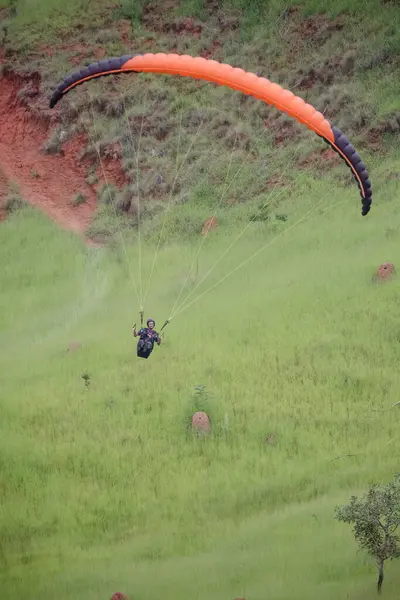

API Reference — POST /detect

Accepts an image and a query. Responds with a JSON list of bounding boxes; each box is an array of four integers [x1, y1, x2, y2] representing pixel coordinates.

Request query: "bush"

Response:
[[85, 205, 125, 242], [85, 173, 98, 186], [72, 193, 87, 206], [3, 184, 27, 213], [97, 183, 118, 206]]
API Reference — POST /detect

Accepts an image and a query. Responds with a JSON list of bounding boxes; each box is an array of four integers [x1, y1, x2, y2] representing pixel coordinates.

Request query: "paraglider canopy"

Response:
[[49, 52, 372, 215]]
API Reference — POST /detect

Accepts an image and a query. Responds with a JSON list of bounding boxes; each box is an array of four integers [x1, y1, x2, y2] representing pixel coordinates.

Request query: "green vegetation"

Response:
[[335, 474, 400, 594], [2, 186, 400, 599], [72, 192, 87, 206], [3, 182, 27, 212], [1, 0, 400, 599]]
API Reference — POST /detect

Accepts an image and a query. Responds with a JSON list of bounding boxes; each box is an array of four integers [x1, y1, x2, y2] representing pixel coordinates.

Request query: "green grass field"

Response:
[[1, 0, 400, 598], [2, 176, 400, 599]]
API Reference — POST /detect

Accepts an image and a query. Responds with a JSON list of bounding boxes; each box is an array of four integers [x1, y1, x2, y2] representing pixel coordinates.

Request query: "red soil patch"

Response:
[[169, 17, 202, 36], [290, 12, 345, 42], [284, 11, 346, 65], [38, 42, 105, 66], [366, 128, 382, 149], [293, 52, 354, 92], [201, 216, 218, 235], [297, 147, 338, 170], [142, 3, 203, 36], [0, 67, 126, 243], [264, 174, 287, 192], [295, 68, 320, 90], [96, 142, 129, 188], [142, 36, 157, 50], [69, 47, 106, 66], [366, 113, 400, 149], [142, 0, 237, 37], [215, 12, 240, 32], [266, 118, 297, 146], [200, 39, 222, 59], [0, 75, 96, 238], [96, 158, 128, 188], [118, 19, 132, 46]]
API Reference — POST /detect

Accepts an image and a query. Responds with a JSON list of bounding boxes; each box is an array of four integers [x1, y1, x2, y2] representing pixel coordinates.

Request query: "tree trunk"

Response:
[[377, 559, 384, 594]]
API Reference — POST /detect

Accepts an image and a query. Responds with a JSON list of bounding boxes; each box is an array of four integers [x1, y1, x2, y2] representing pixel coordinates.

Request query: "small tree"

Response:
[[335, 473, 400, 594]]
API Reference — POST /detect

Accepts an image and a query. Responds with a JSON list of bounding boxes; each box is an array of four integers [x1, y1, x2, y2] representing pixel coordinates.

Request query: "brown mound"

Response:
[[375, 262, 395, 282], [192, 411, 211, 432], [110, 593, 129, 600], [67, 341, 82, 352]]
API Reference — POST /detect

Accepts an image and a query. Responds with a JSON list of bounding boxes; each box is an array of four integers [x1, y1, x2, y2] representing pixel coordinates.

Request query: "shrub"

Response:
[[72, 193, 87, 206]]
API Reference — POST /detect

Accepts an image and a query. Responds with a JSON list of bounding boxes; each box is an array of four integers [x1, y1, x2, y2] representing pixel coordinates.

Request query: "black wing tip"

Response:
[[362, 202, 372, 216], [332, 125, 373, 216], [49, 89, 62, 109], [48, 54, 138, 109]]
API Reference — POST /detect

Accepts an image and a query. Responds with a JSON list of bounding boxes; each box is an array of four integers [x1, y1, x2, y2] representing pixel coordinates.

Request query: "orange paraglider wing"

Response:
[[50, 53, 372, 215]]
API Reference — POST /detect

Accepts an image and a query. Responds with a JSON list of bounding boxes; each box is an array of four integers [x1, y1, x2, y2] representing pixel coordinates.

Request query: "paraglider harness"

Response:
[[134, 313, 169, 360]]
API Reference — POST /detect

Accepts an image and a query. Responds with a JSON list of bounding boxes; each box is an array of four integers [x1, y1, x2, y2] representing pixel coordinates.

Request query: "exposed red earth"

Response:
[[201, 216, 218, 235], [0, 54, 126, 245]]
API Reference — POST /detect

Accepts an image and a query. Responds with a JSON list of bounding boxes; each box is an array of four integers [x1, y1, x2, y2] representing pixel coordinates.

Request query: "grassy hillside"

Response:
[[2, 190, 400, 600], [1, 1, 400, 599], [1, 0, 399, 241]]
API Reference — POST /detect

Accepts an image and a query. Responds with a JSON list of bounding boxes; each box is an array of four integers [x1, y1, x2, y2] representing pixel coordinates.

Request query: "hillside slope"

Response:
[[0, 0, 399, 240], [1, 2, 400, 600]]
